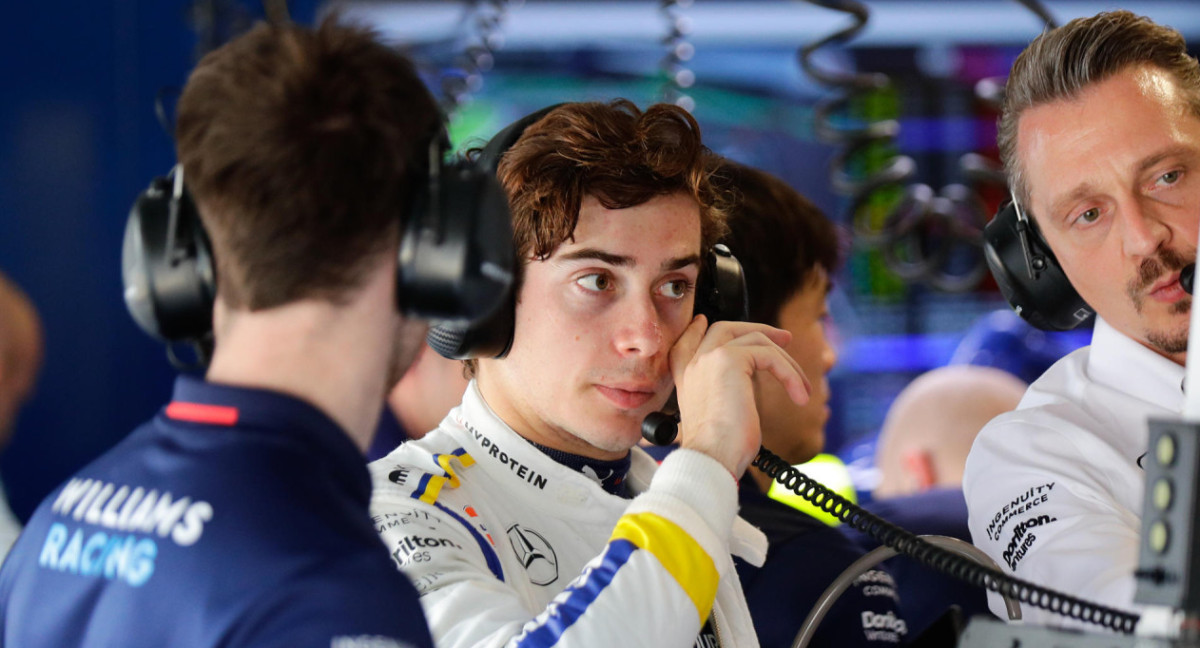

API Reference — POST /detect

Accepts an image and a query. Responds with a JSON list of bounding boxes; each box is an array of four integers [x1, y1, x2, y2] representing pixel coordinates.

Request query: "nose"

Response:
[[613, 293, 663, 358], [1121, 200, 1171, 259], [822, 339, 838, 375], [820, 321, 840, 375]]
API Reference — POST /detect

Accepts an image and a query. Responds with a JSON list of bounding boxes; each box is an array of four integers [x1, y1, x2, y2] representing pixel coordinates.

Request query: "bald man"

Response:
[[0, 271, 44, 559], [874, 365, 1028, 498], [858, 365, 1027, 634]]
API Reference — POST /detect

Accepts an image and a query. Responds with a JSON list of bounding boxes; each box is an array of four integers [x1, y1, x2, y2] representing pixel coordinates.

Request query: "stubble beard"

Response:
[[1146, 295, 1192, 355], [1127, 247, 1193, 356]]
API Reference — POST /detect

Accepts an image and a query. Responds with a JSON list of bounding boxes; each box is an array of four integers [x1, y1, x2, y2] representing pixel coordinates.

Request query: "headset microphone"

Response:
[[640, 244, 749, 446], [1182, 264, 1195, 295], [982, 192, 1094, 331]]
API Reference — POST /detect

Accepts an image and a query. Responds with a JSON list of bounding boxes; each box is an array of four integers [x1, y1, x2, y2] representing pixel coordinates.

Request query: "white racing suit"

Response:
[[964, 317, 1185, 628], [370, 381, 767, 647]]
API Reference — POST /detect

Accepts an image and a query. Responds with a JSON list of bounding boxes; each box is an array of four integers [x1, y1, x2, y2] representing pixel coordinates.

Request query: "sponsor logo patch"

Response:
[[507, 524, 558, 586]]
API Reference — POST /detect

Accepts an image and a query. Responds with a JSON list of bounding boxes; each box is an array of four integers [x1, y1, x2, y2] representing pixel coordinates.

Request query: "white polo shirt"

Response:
[[964, 317, 1185, 628]]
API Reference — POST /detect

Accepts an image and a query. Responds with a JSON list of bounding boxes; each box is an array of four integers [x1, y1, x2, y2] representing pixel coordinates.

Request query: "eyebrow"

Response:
[[1136, 144, 1195, 175], [1047, 184, 1100, 224], [1046, 144, 1197, 222], [556, 248, 700, 271]]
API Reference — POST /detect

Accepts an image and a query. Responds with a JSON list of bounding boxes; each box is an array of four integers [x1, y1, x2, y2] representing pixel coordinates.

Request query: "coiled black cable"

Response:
[[659, 0, 697, 112], [439, 0, 519, 112], [799, 0, 1006, 292], [753, 445, 1141, 634]]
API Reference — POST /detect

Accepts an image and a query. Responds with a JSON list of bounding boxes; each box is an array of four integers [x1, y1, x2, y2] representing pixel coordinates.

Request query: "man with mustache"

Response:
[[963, 10, 1200, 627], [369, 100, 808, 647]]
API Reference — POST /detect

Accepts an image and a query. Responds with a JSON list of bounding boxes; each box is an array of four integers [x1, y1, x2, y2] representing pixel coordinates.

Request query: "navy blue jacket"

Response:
[[0, 376, 433, 648], [856, 488, 994, 637], [736, 478, 909, 648]]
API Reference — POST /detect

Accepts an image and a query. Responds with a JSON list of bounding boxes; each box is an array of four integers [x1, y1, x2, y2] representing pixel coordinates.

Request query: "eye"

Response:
[[1157, 169, 1182, 187], [657, 279, 691, 299], [575, 273, 612, 292], [1077, 207, 1101, 225]]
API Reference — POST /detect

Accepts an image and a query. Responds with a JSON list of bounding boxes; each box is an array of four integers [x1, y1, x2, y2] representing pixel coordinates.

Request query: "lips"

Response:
[[1148, 272, 1186, 303], [595, 384, 657, 410]]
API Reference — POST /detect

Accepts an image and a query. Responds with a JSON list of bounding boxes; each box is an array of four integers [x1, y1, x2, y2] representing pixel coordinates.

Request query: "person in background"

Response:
[[875, 365, 1027, 499], [0, 271, 44, 560], [367, 343, 470, 461], [0, 18, 441, 647], [369, 100, 809, 648], [963, 10, 1200, 627], [864, 364, 1027, 634], [719, 160, 910, 648]]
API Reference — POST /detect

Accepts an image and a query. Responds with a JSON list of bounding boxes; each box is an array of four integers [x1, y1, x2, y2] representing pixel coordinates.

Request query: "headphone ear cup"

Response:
[[398, 155, 515, 322], [420, 160, 516, 359], [983, 202, 1093, 331], [121, 173, 216, 343], [695, 244, 749, 324], [426, 292, 515, 360], [424, 105, 566, 361]]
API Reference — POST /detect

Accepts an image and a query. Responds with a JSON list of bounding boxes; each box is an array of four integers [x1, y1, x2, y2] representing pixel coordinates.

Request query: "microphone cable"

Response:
[[753, 444, 1140, 634]]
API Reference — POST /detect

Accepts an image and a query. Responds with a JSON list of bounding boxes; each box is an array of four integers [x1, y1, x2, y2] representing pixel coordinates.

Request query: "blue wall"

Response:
[[0, 1, 315, 521]]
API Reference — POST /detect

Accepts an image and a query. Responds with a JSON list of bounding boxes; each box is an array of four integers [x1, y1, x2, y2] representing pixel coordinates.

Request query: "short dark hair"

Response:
[[998, 10, 1200, 207], [176, 18, 441, 310], [498, 100, 730, 263], [718, 161, 841, 326]]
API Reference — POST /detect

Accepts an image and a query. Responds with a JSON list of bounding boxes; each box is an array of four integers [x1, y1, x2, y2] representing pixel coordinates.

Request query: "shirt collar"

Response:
[[163, 374, 369, 497], [1088, 316, 1186, 413]]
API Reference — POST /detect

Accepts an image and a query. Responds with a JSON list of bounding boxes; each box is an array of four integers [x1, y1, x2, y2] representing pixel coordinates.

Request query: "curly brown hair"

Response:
[[175, 18, 441, 310], [497, 100, 730, 263]]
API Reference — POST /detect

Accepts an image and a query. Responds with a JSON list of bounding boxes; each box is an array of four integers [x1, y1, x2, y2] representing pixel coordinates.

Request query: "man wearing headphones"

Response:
[[370, 100, 809, 647], [717, 161, 911, 647], [0, 19, 439, 647], [964, 11, 1200, 627]]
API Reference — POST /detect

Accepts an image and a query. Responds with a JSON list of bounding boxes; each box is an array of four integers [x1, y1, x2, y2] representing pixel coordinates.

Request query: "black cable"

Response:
[[659, 0, 696, 112], [798, 0, 986, 292], [753, 446, 1141, 634], [1013, 0, 1058, 30], [439, 0, 516, 113]]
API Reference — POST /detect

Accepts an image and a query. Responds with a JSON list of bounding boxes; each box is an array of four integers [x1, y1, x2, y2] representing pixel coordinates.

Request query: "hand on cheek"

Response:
[[671, 315, 810, 477]]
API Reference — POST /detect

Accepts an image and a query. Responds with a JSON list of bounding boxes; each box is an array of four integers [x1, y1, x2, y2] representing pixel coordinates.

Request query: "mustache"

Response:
[[593, 363, 671, 387], [1130, 248, 1193, 294]]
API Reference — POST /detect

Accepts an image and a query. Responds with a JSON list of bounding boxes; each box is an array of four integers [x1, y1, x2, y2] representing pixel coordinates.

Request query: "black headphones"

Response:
[[121, 167, 216, 348], [982, 194, 1094, 331], [426, 104, 562, 360], [426, 104, 749, 361], [121, 127, 515, 361]]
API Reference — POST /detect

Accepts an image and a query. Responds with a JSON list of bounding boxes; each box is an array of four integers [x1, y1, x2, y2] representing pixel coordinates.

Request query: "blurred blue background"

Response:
[[1, 0, 1196, 519]]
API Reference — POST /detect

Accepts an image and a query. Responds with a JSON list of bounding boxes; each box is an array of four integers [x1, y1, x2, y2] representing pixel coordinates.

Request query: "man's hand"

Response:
[[670, 315, 810, 477]]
